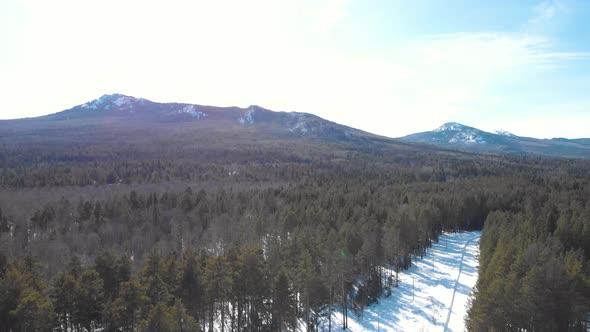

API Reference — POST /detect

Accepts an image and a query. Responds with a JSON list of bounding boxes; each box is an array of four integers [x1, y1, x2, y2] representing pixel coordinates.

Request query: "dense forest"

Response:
[[1, 154, 588, 331], [0, 105, 589, 331]]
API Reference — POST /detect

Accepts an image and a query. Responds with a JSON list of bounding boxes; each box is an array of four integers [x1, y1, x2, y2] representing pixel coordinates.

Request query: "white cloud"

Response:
[[529, 1, 557, 25], [528, 0, 567, 26]]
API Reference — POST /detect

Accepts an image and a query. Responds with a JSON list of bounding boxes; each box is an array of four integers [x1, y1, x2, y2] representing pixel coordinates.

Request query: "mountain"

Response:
[[4, 95, 587, 165], [401, 122, 590, 159], [40, 93, 369, 141], [1, 94, 447, 167]]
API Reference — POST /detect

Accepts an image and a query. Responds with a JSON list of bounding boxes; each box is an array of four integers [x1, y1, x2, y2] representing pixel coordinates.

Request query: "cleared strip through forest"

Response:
[[325, 231, 481, 331], [443, 234, 481, 332]]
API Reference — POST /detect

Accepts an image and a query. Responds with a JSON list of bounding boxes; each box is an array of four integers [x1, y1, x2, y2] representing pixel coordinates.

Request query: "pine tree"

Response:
[[51, 272, 80, 331], [178, 253, 204, 324], [95, 251, 120, 299], [139, 303, 174, 332], [272, 270, 295, 332], [76, 269, 105, 331], [116, 279, 148, 331], [203, 256, 232, 332], [13, 287, 53, 332], [181, 187, 194, 212]]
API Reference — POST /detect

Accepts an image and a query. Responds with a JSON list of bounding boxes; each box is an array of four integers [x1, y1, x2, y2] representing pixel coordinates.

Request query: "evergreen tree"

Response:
[[51, 272, 80, 331], [178, 253, 204, 323], [76, 269, 105, 331], [13, 287, 53, 332], [116, 279, 148, 331], [271, 270, 295, 332]]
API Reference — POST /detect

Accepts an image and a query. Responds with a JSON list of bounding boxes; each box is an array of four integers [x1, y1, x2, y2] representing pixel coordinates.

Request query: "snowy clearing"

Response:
[[324, 231, 481, 332]]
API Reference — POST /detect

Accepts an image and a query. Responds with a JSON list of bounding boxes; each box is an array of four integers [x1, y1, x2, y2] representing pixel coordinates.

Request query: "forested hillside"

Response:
[[467, 189, 590, 330], [0, 97, 589, 331]]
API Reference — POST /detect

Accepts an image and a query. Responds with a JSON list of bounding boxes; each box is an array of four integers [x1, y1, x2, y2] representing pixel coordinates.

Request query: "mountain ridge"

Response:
[[401, 121, 590, 159], [2, 94, 588, 160], [27, 93, 381, 143], [1, 94, 428, 168]]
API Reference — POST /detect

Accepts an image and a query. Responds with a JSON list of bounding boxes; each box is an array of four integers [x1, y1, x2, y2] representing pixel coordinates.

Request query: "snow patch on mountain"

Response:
[[80, 95, 109, 110], [111, 95, 139, 111], [239, 107, 256, 125], [177, 105, 207, 119], [112, 96, 133, 107], [430, 122, 487, 144], [448, 131, 486, 144], [288, 113, 310, 134], [80, 94, 144, 111], [434, 122, 465, 132]]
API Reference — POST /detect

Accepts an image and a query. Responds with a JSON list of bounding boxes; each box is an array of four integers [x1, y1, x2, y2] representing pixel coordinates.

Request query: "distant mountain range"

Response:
[[401, 122, 590, 159], [1, 94, 588, 161], [2, 94, 435, 167]]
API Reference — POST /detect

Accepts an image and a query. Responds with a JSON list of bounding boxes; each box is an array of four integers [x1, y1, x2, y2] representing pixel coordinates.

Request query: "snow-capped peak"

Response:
[[79, 94, 144, 111], [430, 122, 486, 144], [433, 122, 466, 132], [493, 129, 515, 137]]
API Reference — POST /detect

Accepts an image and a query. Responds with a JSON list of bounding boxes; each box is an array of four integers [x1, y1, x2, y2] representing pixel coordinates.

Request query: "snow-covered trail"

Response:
[[443, 234, 480, 332], [325, 231, 481, 332]]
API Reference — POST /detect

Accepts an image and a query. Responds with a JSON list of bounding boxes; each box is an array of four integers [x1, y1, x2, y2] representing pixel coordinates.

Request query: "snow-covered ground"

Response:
[[324, 231, 481, 332]]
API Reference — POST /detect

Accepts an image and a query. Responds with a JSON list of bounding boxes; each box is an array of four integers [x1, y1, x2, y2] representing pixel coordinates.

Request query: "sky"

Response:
[[1, 0, 589, 138]]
